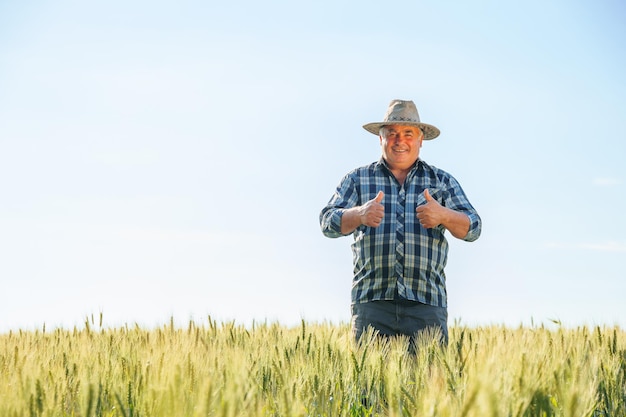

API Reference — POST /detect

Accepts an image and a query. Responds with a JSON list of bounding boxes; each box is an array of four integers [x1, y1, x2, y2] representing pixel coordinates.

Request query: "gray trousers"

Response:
[[351, 300, 448, 346]]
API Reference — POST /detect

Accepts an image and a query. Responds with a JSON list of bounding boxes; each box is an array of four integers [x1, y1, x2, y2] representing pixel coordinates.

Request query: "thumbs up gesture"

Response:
[[359, 191, 385, 227], [416, 189, 443, 229]]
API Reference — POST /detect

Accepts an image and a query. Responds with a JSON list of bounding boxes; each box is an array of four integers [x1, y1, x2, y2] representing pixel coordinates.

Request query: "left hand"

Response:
[[416, 189, 445, 228]]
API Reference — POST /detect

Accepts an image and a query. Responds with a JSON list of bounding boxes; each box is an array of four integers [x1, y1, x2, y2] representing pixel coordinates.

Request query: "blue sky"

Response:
[[1, 1, 625, 331]]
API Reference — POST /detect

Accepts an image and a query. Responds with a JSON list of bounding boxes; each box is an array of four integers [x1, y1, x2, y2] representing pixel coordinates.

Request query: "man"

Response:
[[319, 99, 481, 346]]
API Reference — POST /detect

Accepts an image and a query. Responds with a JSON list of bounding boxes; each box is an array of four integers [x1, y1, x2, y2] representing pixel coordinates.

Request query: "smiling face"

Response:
[[380, 124, 424, 173]]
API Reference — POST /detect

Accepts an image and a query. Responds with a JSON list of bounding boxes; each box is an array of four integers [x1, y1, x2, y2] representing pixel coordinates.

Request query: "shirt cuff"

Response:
[[322, 209, 346, 238], [463, 213, 482, 242]]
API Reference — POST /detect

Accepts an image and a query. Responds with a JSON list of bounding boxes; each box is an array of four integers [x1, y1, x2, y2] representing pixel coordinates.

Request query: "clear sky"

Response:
[[1, 1, 625, 332]]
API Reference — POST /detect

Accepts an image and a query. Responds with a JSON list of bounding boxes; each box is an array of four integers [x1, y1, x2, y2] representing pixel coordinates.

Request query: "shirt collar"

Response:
[[377, 158, 422, 177]]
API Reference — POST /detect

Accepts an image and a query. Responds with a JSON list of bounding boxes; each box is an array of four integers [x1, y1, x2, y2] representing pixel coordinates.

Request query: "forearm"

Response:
[[339, 191, 385, 234], [441, 208, 471, 240], [340, 207, 363, 235]]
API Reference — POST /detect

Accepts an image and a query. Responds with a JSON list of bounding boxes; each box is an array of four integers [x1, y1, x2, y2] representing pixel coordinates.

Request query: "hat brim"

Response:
[[363, 122, 440, 140]]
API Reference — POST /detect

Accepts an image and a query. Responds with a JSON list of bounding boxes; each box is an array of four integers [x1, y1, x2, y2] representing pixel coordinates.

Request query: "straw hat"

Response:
[[363, 99, 440, 140]]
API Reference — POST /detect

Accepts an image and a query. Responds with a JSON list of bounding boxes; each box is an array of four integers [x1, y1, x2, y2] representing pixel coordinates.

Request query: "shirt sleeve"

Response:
[[319, 173, 360, 238], [440, 172, 482, 242], [464, 212, 482, 242]]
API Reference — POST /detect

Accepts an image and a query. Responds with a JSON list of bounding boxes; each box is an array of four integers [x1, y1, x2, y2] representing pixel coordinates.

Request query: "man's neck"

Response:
[[381, 158, 420, 186]]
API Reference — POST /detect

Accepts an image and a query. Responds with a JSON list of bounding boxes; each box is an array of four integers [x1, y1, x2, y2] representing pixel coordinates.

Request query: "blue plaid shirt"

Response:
[[320, 158, 481, 308]]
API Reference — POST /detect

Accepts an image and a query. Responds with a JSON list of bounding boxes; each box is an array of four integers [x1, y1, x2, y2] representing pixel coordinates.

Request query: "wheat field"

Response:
[[1, 316, 624, 416]]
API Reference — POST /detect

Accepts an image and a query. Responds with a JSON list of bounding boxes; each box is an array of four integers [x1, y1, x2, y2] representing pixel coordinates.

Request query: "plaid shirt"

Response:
[[320, 158, 481, 308]]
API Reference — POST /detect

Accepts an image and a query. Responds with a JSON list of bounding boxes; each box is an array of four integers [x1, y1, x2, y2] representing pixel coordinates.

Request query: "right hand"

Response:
[[358, 191, 385, 227]]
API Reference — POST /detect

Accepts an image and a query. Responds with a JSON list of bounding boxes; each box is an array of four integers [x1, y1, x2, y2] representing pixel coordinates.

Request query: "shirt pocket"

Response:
[[415, 188, 443, 206]]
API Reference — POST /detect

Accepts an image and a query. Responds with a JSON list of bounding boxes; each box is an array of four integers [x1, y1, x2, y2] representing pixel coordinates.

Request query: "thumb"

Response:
[[424, 189, 433, 202], [374, 190, 384, 203]]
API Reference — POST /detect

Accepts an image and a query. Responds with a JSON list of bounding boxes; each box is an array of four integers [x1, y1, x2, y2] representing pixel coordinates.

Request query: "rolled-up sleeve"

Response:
[[320, 207, 345, 238], [320, 173, 359, 238], [463, 212, 482, 242], [440, 172, 482, 242]]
